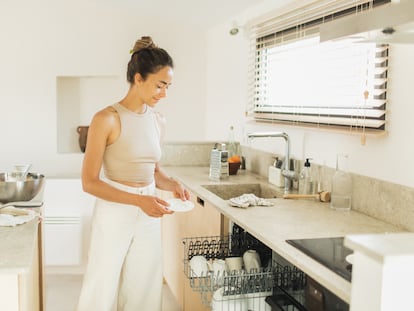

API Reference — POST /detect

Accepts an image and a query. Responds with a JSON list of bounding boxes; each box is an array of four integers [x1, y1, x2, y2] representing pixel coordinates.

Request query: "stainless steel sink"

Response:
[[201, 183, 278, 200]]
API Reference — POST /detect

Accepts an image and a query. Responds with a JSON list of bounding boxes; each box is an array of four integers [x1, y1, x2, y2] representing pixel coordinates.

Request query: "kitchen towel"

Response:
[[0, 207, 38, 226], [229, 193, 274, 208]]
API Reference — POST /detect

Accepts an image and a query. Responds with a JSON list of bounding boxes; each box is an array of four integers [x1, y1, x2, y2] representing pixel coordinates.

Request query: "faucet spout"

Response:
[[247, 131, 292, 194]]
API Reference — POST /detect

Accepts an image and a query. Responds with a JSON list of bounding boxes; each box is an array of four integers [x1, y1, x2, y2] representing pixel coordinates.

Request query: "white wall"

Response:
[[205, 1, 414, 189], [0, 0, 206, 177], [2, 0, 414, 190]]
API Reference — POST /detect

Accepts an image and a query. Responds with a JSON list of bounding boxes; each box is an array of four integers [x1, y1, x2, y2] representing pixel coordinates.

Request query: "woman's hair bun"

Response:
[[130, 36, 158, 54], [126, 35, 173, 83]]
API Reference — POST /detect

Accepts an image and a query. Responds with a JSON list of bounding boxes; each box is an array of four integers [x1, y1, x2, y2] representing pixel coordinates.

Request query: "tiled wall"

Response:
[[161, 143, 414, 232], [161, 142, 213, 167]]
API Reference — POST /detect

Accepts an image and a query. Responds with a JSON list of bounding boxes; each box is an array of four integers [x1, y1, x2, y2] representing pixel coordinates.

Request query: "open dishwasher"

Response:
[[183, 224, 308, 311]]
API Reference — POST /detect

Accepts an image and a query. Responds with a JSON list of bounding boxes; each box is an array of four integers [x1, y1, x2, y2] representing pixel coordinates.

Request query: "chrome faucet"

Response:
[[247, 131, 296, 194]]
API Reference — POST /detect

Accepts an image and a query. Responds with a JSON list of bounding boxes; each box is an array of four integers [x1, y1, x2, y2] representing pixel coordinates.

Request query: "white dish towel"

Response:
[[0, 207, 38, 227], [229, 194, 274, 208]]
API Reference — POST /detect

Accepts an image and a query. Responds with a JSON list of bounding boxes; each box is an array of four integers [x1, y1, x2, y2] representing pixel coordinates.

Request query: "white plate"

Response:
[[345, 254, 354, 264], [167, 198, 194, 212]]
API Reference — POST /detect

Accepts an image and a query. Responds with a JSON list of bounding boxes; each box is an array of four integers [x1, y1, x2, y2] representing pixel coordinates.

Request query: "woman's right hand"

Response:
[[137, 195, 174, 218]]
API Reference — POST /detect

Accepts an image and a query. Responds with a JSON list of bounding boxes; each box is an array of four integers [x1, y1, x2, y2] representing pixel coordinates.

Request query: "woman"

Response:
[[76, 36, 190, 311]]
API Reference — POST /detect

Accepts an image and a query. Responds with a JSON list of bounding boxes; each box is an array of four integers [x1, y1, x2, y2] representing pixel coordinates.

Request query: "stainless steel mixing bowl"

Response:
[[0, 172, 45, 203]]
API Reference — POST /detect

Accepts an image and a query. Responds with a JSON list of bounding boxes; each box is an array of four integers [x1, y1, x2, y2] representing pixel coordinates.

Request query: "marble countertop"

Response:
[[164, 166, 405, 303], [0, 216, 40, 274]]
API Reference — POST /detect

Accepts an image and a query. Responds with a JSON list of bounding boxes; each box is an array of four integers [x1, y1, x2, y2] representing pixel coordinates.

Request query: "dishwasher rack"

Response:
[[183, 235, 306, 310]]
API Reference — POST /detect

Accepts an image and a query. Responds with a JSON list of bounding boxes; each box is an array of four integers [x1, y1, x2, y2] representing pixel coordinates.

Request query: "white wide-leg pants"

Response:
[[76, 180, 162, 311]]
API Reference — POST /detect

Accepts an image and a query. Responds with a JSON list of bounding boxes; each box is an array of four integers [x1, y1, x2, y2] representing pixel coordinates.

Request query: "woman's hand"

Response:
[[171, 179, 190, 201], [154, 164, 190, 201], [137, 195, 174, 218]]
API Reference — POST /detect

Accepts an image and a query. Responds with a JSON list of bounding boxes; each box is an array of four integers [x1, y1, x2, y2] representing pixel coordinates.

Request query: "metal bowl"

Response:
[[0, 172, 45, 203]]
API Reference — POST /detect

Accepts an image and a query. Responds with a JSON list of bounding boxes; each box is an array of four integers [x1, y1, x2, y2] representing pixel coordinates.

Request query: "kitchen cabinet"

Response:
[[0, 219, 44, 311], [162, 166, 404, 306], [161, 188, 229, 311], [19, 227, 42, 311]]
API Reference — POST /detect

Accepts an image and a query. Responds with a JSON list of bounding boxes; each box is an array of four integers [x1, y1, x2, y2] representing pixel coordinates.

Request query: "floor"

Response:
[[45, 274, 182, 311]]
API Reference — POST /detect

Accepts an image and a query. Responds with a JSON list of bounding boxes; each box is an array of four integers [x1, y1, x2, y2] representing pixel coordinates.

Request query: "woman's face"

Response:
[[135, 66, 173, 107]]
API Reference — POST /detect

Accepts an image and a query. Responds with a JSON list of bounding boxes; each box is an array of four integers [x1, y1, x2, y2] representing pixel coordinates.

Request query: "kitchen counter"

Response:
[[0, 208, 42, 311], [164, 166, 405, 304], [0, 216, 40, 273]]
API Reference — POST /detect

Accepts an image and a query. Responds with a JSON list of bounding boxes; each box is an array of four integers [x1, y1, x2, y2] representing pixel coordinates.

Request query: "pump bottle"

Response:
[[299, 158, 314, 195]]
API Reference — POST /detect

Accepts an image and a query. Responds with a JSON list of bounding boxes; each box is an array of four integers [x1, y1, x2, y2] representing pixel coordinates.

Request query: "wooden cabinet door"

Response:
[[161, 189, 186, 310], [183, 196, 224, 238]]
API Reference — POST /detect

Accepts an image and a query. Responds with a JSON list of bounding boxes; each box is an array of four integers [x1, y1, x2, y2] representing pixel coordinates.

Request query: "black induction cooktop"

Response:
[[286, 237, 353, 281]]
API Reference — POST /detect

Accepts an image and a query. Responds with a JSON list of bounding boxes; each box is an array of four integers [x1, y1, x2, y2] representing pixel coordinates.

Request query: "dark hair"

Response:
[[127, 36, 174, 83]]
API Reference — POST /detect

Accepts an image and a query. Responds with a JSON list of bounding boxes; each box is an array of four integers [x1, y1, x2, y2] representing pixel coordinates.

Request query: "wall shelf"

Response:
[[56, 75, 124, 153]]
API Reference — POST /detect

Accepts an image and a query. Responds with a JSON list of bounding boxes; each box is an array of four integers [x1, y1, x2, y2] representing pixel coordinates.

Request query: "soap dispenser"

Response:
[[299, 158, 314, 195]]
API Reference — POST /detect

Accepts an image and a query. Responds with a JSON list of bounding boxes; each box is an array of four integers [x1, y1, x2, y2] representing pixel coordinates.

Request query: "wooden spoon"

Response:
[[283, 191, 331, 202]]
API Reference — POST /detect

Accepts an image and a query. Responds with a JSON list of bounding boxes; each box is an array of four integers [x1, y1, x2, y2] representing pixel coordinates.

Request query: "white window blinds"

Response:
[[247, 0, 390, 134]]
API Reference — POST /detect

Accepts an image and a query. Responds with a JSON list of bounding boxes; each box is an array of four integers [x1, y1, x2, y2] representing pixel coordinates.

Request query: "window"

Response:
[[247, 0, 390, 134]]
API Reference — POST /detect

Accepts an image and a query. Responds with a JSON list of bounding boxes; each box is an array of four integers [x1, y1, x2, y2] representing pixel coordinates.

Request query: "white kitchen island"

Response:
[[163, 166, 405, 306], [0, 216, 43, 311]]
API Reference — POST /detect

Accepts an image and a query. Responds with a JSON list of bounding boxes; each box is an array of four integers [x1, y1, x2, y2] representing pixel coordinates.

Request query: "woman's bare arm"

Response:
[[81, 107, 173, 217]]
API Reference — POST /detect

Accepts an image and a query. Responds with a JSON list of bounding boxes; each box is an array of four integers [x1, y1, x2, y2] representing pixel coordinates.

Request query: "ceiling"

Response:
[[98, 0, 265, 30]]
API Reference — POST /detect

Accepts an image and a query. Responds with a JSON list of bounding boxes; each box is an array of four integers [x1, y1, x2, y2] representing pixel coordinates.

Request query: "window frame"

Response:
[[247, 0, 391, 135]]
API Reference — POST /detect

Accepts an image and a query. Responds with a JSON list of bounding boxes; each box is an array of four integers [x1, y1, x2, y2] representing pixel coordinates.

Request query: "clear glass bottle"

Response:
[[227, 125, 237, 158], [330, 154, 352, 211]]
